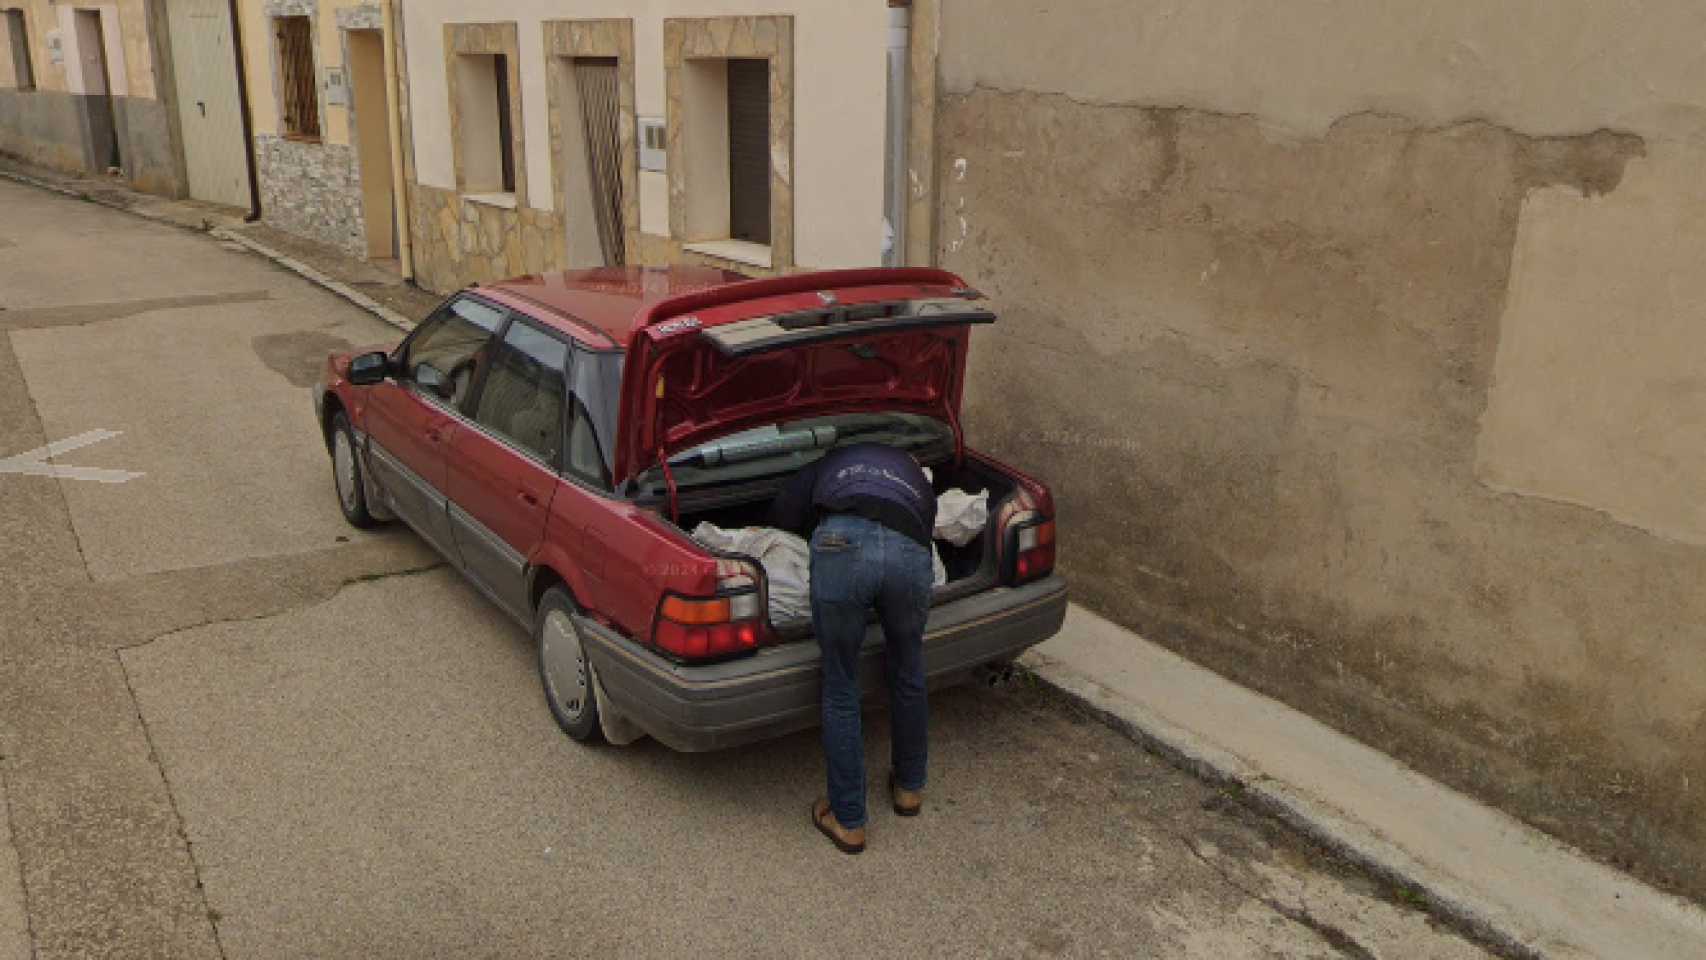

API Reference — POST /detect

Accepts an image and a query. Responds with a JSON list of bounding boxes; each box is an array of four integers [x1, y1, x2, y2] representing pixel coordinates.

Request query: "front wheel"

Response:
[[330, 411, 378, 528], [537, 587, 602, 742]]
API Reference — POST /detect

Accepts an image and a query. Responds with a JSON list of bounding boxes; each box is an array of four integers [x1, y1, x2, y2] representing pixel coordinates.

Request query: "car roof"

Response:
[[478, 266, 751, 349]]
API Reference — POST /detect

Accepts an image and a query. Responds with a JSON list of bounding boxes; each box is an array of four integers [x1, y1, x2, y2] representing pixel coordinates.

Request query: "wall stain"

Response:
[[253, 330, 355, 389], [939, 88, 1706, 903]]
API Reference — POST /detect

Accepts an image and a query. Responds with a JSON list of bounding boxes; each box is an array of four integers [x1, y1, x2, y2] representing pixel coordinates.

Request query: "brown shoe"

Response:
[[811, 798, 867, 854], [889, 772, 923, 817]]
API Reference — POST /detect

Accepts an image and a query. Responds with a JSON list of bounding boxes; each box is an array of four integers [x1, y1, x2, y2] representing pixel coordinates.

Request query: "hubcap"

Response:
[[333, 430, 358, 513], [541, 609, 589, 720]]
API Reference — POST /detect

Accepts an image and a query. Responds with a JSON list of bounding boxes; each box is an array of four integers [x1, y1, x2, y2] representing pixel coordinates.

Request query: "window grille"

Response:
[[275, 16, 320, 140]]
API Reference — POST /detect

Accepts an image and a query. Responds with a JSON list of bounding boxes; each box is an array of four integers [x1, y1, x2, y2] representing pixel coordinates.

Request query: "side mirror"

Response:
[[415, 363, 457, 401], [347, 351, 390, 386]]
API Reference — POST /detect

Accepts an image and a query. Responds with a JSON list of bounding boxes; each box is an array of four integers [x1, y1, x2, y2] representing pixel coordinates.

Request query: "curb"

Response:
[[1017, 651, 1540, 960], [0, 167, 416, 335], [208, 229, 416, 333]]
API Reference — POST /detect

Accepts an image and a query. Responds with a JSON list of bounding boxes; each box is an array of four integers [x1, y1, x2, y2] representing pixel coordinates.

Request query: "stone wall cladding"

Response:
[[334, 4, 382, 30], [255, 134, 367, 256], [408, 183, 560, 293]]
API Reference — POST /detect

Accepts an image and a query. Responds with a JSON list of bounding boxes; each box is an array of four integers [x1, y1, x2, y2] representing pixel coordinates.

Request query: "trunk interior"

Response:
[[669, 456, 1017, 621]]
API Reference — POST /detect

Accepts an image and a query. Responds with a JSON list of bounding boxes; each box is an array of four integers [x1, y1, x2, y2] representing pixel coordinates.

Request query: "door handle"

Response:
[[425, 427, 443, 443], [517, 488, 541, 507], [197, 101, 206, 118]]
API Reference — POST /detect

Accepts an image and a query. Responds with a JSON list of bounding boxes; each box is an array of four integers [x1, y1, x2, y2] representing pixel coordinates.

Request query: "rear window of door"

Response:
[[401, 296, 506, 410], [470, 320, 570, 466]]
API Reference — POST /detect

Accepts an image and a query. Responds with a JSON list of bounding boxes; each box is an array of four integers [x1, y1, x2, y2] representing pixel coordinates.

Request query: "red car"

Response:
[[313, 266, 1066, 750]]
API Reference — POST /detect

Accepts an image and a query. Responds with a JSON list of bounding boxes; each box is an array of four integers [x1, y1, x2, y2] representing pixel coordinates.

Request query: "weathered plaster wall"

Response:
[[0, 0, 179, 194], [939, 0, 1706, 900]]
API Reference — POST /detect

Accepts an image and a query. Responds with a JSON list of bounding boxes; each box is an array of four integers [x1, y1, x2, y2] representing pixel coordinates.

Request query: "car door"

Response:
[[364, 295, 505, 560], [444, 317, 571, 620]]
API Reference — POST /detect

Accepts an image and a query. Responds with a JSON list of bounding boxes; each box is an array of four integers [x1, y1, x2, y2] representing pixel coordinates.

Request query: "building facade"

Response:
[[235, 0, 400, 258], [0, 0, 180, 194], [394, 0, 937, 292], [933, 0, 1706, 903]]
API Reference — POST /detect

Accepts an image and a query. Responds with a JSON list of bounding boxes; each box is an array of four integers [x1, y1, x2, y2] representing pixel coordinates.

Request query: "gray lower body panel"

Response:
[[580, 576, 1068, 752]]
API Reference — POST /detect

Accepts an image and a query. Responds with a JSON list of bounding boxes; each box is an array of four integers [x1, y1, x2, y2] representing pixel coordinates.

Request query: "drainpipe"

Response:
[[882, 2, 911, 267], [382, 0, 414, 281], [227, 0, 262, 221]]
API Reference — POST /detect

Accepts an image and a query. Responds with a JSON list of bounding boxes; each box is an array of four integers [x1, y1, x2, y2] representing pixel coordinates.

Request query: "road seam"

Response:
[[0, 337, 94, 585], [1018, 655, 1541, 960], [115, 653, 229, 960], [0, 168, 416, 336], [1180, 833, 1380, 960], [0, 763, 38, 960], [114, 562, 449, 656]]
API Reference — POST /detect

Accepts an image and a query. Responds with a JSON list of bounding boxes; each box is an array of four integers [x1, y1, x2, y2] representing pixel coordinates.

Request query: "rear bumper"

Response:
[[577, 576, 1068, 752]]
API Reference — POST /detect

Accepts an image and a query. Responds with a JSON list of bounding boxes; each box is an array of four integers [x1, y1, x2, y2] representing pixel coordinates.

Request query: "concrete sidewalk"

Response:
[[1023, 606, 1706, 960]]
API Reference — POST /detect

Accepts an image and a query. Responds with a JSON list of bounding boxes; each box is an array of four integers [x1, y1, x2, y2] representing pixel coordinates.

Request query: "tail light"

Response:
[[651, 559, 767, 660], [1002, 511, 1056, 585]]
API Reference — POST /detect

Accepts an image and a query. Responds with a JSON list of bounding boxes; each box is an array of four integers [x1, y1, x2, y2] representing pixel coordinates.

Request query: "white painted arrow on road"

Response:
[[0, 430, 144, 484]]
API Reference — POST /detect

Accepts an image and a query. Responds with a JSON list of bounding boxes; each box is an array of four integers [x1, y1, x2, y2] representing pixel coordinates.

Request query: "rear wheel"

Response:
[[537, 586, 602, 742], [330, 411, 377, 528]]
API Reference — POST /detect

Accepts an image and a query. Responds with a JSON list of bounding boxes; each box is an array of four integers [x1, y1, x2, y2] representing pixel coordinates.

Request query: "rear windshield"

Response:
[[633, 411, 953, 496]]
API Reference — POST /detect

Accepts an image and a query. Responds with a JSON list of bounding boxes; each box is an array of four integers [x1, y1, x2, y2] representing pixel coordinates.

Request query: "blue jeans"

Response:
[[810, 514, 933, 829]]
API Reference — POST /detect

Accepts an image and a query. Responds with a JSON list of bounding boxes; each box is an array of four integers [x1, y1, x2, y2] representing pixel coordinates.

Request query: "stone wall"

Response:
[[408, 183, 563, 292], [254, 135, 366, 256], [938, 0, 1706, 902]]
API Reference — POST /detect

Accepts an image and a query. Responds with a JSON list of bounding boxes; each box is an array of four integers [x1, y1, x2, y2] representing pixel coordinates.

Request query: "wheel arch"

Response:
[[527, 563, 578, 617], [320, 392, 348, 451]]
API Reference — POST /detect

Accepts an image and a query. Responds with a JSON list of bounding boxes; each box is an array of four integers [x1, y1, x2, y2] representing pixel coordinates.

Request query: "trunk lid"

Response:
[[612, 269, 994, 486]]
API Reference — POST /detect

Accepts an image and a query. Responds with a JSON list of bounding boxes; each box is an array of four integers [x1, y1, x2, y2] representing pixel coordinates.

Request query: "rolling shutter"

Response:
[[726, 58, 771, 245]]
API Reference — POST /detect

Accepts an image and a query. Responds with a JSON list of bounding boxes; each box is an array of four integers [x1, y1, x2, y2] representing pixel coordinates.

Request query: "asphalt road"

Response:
[[0, 179, 1495, 959]]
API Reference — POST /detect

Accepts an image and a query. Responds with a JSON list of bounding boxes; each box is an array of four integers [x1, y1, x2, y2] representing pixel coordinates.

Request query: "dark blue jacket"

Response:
[[770, 443, 937, 546]]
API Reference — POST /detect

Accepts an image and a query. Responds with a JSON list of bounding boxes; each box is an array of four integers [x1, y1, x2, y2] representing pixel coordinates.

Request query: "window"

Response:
[[456, 53, 516, 197], [3, 9, 33, 91], [678, 56, 773, 264], [274, 16, 320, 140], [666, 16, 792, 270], [471, 321, 568, 465], [401, 296, 506, 410]]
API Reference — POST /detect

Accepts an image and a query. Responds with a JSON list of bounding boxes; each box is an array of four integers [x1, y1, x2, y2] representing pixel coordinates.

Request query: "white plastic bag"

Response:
[[931, 542, 947, 588], [692, 523, 813, 630], [934, 489, 990, 547]]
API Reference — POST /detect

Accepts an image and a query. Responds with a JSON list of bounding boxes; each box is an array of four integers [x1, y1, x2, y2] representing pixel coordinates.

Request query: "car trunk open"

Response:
[[650, 454, 1019, 639], [613, 273, 994, 491]]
